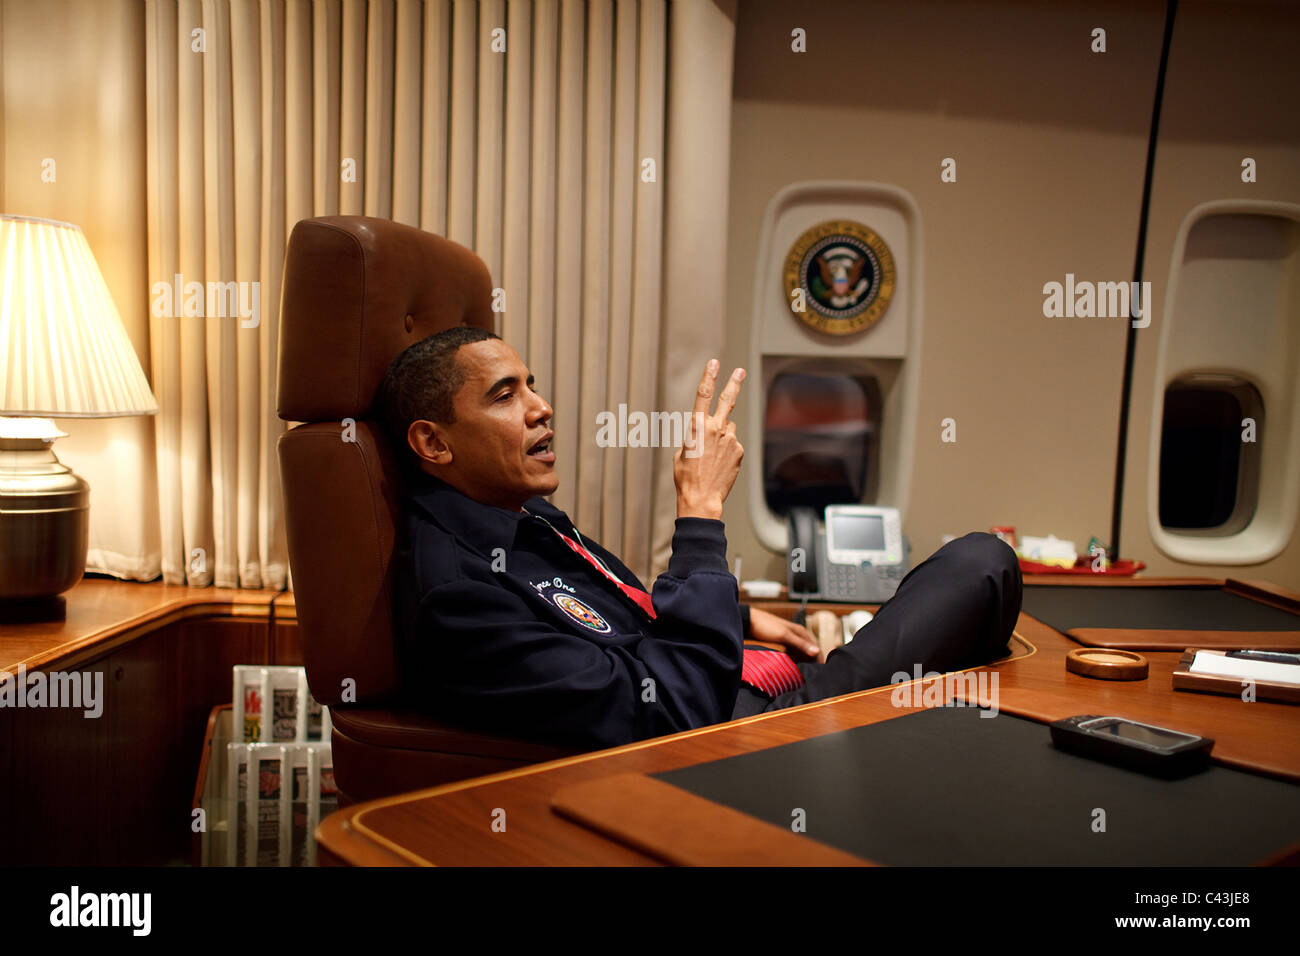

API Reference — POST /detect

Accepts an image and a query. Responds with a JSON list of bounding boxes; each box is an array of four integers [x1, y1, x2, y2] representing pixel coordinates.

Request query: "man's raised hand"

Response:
[[674, 359, 745, 521]]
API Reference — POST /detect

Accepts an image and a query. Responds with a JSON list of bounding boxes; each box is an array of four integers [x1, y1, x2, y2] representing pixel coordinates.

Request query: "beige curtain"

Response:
[[2, 0, 161, 584], [145, 0, 288, 588], [143, 0, 733, 587]]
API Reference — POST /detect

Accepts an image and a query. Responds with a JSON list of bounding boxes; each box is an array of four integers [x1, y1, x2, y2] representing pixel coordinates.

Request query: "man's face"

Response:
[[410, 339, 558, 511]]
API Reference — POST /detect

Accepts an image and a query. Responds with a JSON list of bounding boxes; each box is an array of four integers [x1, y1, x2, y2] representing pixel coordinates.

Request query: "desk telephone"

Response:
[[786, 505, 911, 603]]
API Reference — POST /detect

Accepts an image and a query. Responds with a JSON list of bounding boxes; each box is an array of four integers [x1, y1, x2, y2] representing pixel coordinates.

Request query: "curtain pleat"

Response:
[[176, 0, 212, 585], [526, 0, 557, 415], [500, 0, 531, 355], [364, 0, 394, 217], [549, 0, 584, 517], [285, 2, 313, 229], [392, 0, 423, 224], [575, 0, 611, 534], [447, 0, 476, 245], [258, 0, 288, 589], [145, 0, 183, 583], [420, 0, 451, 234], [201, 0, 236, 588], [210, 0, 243, 588], [144, 0, 725, 588], [624, 0, 666, 577], [474, 0, 505, 288], [338, 0, 365, 215], [363, 0, 396, 218], [232, 0, 262, 588], [599, 0, 638, 560], [311, 0, 340, 216]]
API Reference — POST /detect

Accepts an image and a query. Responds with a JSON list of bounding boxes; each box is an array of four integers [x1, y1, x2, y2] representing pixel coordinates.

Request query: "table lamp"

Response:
[[0, 214, 158, 617]]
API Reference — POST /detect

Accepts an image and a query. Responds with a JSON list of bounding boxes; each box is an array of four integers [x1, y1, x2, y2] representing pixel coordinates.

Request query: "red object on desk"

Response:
[[1017, 557, 1146, 576]]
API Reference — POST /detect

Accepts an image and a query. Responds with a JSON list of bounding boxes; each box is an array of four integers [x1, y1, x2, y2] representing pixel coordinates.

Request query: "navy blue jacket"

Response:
[[395, 472, 749, 750]]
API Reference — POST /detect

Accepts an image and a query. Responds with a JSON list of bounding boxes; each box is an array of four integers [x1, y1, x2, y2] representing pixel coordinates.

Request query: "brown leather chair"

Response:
[[276, 215, 576, 803]]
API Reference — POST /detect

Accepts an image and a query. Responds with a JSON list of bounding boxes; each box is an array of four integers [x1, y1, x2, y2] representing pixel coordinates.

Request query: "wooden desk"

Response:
[[316, 610, 1300, 865], [0, 577, 299, 865], [0, 577, 280, 672]]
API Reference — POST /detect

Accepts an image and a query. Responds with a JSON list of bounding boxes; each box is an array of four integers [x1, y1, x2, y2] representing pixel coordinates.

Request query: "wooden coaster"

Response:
[[1066, 647, 1149, 680]]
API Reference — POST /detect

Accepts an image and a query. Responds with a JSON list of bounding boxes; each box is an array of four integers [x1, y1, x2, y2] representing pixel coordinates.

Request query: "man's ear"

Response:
[[408, 419, 452, 466]]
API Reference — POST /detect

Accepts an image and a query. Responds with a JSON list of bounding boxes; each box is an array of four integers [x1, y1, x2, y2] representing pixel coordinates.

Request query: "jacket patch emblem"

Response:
[[552, 594, 612, 634]]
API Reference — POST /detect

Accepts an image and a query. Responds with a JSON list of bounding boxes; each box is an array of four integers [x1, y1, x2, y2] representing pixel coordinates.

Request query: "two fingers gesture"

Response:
[[674, 359, 746, 521]]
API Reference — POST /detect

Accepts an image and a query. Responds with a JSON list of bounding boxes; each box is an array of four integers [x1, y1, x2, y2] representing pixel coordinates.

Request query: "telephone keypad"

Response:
[[823, 562, 904, 602]]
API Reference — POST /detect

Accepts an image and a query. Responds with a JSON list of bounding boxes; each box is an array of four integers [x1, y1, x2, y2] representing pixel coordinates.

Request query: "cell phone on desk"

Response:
[[786, 505, 910, 603], [1049, 715, 1214, 777]]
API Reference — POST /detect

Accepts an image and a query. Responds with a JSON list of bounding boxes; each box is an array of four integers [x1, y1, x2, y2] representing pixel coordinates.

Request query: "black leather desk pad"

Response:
[[653, 707, 1300, 865], [1022, 584, 1299, 633]]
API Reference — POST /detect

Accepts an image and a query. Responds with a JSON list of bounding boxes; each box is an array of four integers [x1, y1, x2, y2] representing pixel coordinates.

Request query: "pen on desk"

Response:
[[1225, 649, 1300, 664]]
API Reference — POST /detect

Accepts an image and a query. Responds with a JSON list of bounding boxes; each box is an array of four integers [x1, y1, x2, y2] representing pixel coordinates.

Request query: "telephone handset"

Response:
[[786, 505, 911, 603]]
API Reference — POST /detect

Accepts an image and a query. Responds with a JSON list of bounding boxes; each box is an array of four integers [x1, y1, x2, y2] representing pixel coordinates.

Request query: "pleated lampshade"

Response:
[[0, 213, 157, 608], [0, 214, 158, 417]]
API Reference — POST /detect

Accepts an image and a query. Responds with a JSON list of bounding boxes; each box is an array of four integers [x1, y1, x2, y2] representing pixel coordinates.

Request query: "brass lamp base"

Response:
[[0, 433, 89, 610]]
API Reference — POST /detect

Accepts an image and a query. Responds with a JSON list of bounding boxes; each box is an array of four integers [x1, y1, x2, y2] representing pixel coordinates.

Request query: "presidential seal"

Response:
[[783, 220, 895, 335]]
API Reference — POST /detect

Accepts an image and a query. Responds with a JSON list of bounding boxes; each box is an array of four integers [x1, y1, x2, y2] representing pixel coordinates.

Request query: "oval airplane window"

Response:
[[762, 371, 882, 515], [1159, 374, 1262, 536]]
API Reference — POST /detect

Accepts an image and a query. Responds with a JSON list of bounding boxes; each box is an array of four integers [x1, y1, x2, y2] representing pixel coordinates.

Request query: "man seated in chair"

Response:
[[379, 326, 1022, 751]]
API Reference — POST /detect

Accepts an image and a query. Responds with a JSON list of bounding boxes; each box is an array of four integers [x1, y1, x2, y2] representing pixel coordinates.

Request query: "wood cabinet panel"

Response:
[[273, 621, 303, 666], [2, 613, 275, 865]]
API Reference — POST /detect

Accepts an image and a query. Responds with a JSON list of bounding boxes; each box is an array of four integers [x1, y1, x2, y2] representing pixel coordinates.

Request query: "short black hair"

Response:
[[375, 326, 500, 463]]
